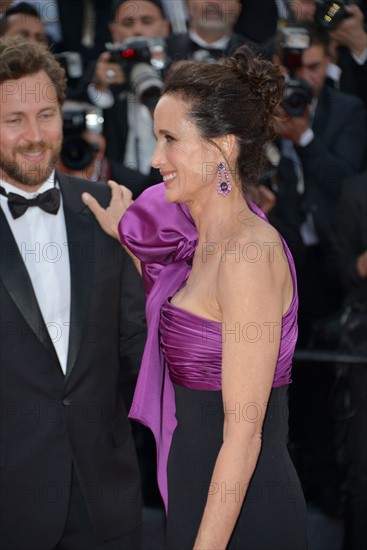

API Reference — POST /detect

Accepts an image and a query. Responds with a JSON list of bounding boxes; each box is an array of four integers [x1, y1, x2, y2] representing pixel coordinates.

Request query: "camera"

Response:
[[283, 77, 313, 117], [54, 51, 83, 80], [279, 27, 313, 116], [61, 103, 104, 171], [315, 1, 352, 30], [105, 36, 167, 109]]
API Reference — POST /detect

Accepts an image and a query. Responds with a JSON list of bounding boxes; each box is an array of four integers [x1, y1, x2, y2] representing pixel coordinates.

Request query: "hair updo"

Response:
[[161, 45, 284, 192]]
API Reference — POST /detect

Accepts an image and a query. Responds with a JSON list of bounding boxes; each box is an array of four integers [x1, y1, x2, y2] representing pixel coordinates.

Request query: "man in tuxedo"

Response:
[[166, 0, 249, 62], [0, 36, 146, 549]]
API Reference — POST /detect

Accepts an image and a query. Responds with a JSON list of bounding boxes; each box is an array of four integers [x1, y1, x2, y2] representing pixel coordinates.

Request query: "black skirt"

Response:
[[166, 385, 308, 550]]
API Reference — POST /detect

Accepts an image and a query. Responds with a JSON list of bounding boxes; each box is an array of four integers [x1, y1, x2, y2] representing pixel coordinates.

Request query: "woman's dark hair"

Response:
[[162, 45, 284, 192], [0, 36, 66, 105]]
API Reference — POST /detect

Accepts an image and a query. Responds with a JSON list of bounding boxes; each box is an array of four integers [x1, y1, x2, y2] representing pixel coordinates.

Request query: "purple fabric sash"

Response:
[[119, 183, 298, 512]]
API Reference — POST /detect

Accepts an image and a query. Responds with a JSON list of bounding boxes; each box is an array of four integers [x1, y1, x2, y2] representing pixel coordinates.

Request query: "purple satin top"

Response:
[[119, 183, 298, 512]]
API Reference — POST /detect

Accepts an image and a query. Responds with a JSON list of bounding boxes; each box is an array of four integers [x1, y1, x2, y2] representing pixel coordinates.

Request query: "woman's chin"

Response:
[[164, 187, 180, 203]]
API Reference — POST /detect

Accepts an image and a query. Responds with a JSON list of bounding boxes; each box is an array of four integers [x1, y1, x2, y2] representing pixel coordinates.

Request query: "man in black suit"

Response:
[[273, 21, 366, 339], [333, 171, 367, 550], [271, 22, 366, 514], [167, 0, 249, 62], [0, 36, 146, 549]]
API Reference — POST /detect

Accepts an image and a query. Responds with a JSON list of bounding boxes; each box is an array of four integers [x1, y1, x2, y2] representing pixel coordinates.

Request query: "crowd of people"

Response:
[[1, 1, 366, 549]]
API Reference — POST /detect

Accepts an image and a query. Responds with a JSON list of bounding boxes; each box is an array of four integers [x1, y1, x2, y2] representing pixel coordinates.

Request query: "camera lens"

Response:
[[61, 136, 95, 170], [315, 1, 348, 30], [282, 78, 313, 117], [129, 63, 163, 110]]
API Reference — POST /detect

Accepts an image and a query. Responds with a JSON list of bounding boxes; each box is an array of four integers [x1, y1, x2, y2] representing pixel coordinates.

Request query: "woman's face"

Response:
[[151, 95, 219, 204]]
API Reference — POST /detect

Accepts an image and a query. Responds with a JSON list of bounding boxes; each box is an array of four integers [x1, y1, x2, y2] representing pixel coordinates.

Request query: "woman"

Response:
[[83, 46, 307, 549]]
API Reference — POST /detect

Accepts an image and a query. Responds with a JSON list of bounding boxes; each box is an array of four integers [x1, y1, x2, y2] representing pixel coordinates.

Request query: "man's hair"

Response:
[[0, 2, 41, 36], [0, 36, 66, 105], [110, 0, 166, 21]]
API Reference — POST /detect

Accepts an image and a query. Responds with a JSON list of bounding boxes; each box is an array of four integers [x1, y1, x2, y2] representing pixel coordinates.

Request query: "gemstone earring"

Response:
[[216, 162, 232, 197]]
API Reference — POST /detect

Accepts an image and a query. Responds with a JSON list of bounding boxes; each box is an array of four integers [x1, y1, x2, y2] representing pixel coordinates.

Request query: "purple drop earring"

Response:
[[216, 162, 232, 197]]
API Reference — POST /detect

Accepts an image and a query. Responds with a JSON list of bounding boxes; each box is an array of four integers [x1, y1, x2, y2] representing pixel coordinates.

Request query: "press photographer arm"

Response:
[[329, 4, 367, 61], [274, 104, 312, 144], [92, 51, 126, 93]]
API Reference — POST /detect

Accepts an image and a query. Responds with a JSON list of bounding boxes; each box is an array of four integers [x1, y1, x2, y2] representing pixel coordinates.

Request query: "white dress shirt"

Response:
[[188, 29, 231, 50], [0, 172, 71, 374]]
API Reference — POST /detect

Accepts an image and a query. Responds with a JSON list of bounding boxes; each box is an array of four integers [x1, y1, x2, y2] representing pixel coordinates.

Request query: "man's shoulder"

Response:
[[322, 84, 365, 111], [57, 173, 112, 209]]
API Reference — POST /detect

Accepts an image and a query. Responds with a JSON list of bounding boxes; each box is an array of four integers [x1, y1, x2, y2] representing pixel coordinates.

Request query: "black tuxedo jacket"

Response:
[[0, 174, 146, 549]]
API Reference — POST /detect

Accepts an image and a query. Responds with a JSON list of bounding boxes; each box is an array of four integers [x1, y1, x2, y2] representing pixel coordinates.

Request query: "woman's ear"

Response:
[[212, 134, 237, 160]]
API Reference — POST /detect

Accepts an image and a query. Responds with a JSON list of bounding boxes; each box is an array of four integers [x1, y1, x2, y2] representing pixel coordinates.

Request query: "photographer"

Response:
[[284, 1, 367, 109], [56, 101, 154, 197], [272, 23, 366, 339], [84, 0, 169, 180], [327, 2, 367, 110], [270, 21, 366, 513]]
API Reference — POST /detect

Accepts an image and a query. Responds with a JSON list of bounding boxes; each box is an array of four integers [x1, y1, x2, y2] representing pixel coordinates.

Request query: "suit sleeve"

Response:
[[296, 95, 366, 195], [118, 247, 147, 381]]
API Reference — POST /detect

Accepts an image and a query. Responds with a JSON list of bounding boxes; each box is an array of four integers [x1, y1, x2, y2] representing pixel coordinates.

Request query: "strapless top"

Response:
[[160, 278, 297, 389], [119, 183, 298, 512]]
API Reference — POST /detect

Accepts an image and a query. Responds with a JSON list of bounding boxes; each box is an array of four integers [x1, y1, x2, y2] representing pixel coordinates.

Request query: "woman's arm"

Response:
[[82, 180, 142, 275], [194, 233, 290, 549]]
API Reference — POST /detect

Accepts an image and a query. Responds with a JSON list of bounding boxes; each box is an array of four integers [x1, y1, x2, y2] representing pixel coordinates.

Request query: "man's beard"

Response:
[[0, 142, 61, 187]]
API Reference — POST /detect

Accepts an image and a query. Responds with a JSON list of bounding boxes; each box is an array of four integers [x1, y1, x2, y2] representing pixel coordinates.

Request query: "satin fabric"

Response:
[[119, 183, 298, 511]]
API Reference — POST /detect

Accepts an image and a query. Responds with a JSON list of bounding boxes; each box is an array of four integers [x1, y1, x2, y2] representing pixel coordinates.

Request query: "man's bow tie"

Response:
[[0, 186, 60, 219]]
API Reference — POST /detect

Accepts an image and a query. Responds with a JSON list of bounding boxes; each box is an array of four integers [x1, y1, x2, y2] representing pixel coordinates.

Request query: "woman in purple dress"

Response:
[[83, 45, 308, 549]]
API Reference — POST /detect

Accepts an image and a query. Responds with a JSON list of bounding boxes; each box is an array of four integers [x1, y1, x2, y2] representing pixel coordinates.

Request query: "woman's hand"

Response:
[[82, 180, 133, 240]]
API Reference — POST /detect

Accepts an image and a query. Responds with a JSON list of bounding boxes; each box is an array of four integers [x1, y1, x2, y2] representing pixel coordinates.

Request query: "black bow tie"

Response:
[[0, 186, 60, 219]]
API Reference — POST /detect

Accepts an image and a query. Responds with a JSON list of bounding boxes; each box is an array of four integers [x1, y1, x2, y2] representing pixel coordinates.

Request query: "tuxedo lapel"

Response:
[[58, 174, 95, 382], [0, 210, 59, 363]]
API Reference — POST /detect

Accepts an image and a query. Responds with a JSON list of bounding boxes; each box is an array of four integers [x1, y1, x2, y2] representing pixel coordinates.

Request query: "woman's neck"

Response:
[[187, 186, 253, 243]]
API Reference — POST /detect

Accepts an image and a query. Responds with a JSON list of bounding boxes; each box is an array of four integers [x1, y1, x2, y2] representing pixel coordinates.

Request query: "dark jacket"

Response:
[[0, 174, 146, 549]]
